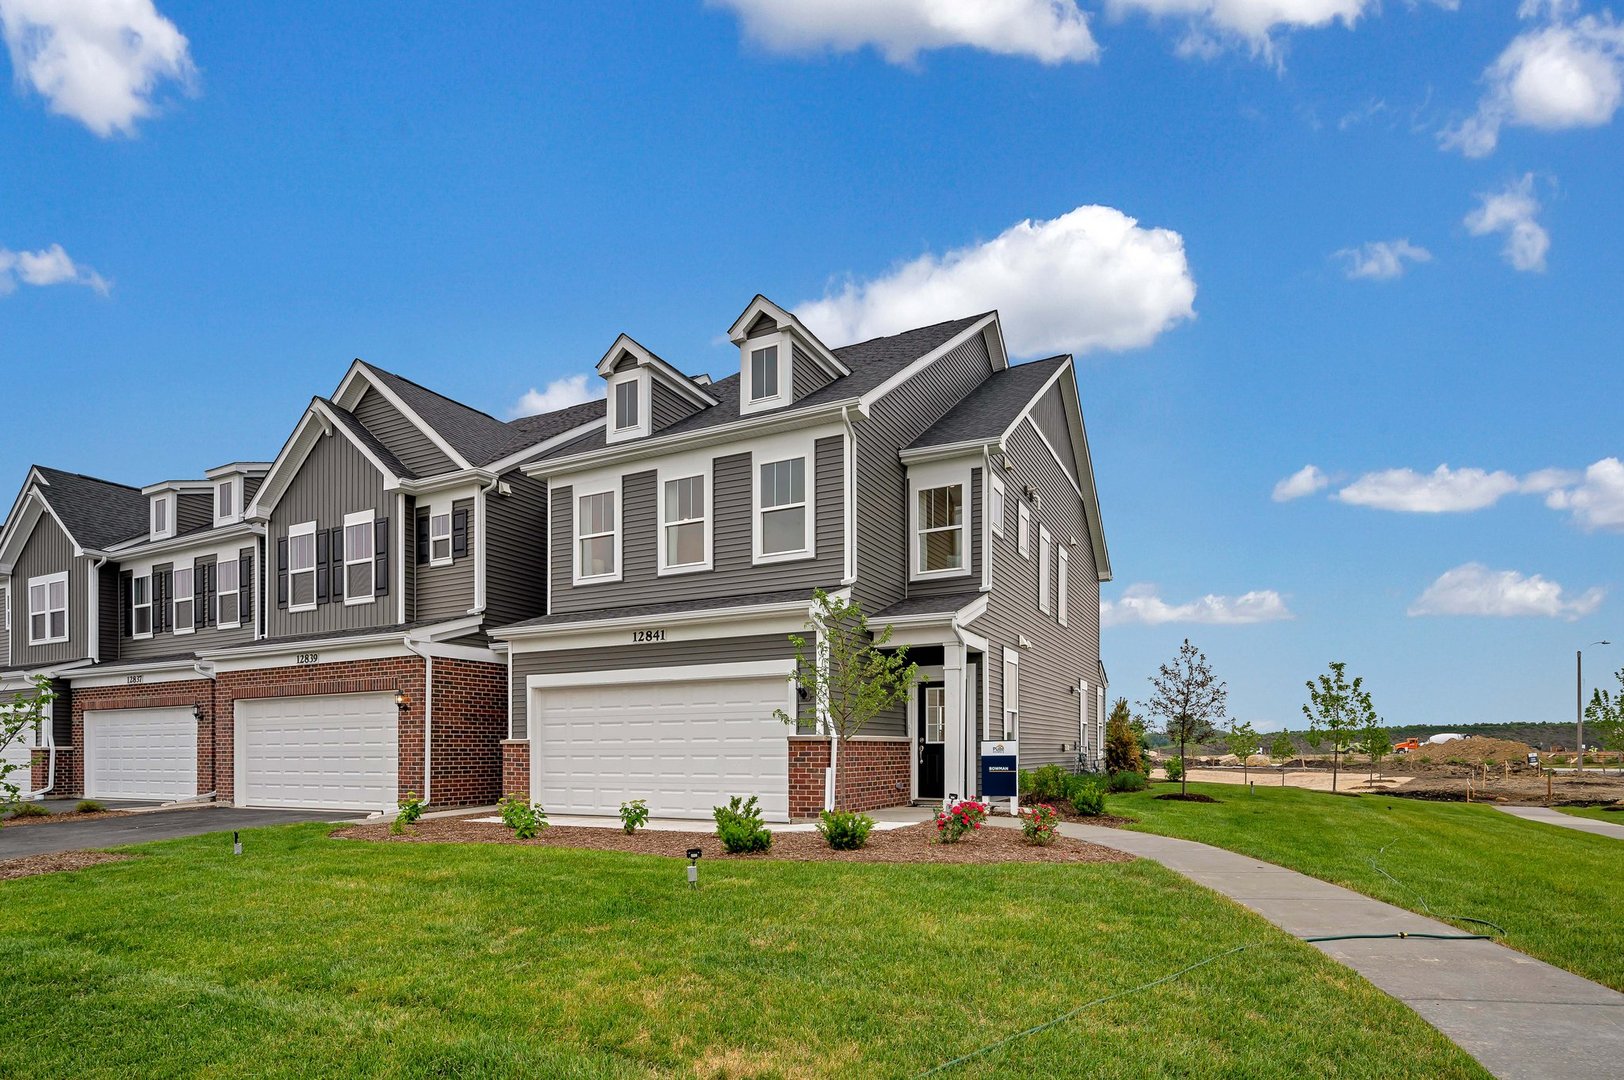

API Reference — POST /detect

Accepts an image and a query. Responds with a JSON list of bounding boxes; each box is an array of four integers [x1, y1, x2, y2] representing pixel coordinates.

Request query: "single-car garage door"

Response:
[[84, 707, 197, 801], [234, 693, 397, 811], [531, 661, 794, 822]]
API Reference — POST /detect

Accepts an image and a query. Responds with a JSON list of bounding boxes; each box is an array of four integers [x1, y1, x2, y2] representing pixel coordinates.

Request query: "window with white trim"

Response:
[[1038, 527, 1052, 614], [215, 479, 237, 524], [28, 572, 68, 645], [990, 474, 1005, 538], [577, 490, 617, 580], [172, 564, 195, 634], [2, 585, 8, 632], [1017, 502, 1031, 558], [288, 522, 317, 611], [749, 344, 780, 402], [757, 456, 809, 558], [430, 511, 453, 565], [661, 474, 708, 571], [217, 557, 241, 628], [150, 494, 174, 540], [132, 573, 153, 638], [1057, 547, 1069, 626], [1002, 649, 1019, 739], [613, 379, 640, 431], [344, 511, 376, 603], [916, 483, 965, 575]]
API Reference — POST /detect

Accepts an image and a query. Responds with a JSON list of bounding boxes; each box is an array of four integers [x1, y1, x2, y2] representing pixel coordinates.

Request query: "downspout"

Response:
[[193, 661, 217, 796], [840, 405, 857, 586], [951, 615, 980, 811], [26, 719, 55, 800], [470, 475, 501, 616], [248, 523, 268, 640], [403, 635, 433, 806], [88, 555, 107, 663]]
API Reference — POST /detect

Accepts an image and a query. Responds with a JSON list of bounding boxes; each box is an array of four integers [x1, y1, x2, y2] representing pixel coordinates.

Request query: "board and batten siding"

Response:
[[852, 332, 995, 612], [509, 633, 796, 741], [265, 429, 398, 638], [113, 545, 258, 660], [548, 435, 845, 614], [10, 512, 92, 669], [413, 497, 476, 622], [906, 465, 982, 599], [974, 415, 1101, 773], [353, 387, 456, 477], [0, 583, 9, 665], [484, 471, 549, 631]]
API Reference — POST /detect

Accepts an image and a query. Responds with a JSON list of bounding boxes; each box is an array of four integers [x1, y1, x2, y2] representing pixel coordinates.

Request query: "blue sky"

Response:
[[3, 1, 1621, 731]]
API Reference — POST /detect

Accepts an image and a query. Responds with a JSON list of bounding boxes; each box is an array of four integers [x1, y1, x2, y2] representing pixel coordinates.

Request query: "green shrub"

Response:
[[496, 794, 548, 840], [1020, 764, 1069, 802], [1065, 775, 1107, 816], [76, 799, 106, 814], [1107, 770, 1147, 793], [619, 798, 649, 835], [8, 801, 50, 819], [816, 809, 875, 850], [1162, 757, 1184, 783], [392, 792, 425, 835], [713, 795, 772, 853]]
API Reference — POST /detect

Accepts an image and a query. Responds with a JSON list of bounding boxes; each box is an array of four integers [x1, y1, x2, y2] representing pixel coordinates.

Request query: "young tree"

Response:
[[1302, 661, 1377, 793], [0, 676, 52, 813], [775, 589, 919, 810], [1359, 716, 1392, 784], [1104, 697, 1143, 776], [1269, 730, 1296, 764], [1225, 719, 1260, 783], [1586, 673, 1624, 773], [1141, 639, 1228, 796]]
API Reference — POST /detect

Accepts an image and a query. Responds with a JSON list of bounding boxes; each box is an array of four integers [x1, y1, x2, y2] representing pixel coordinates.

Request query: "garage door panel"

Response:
[[235, 694, 396, 811], [84, 708, 197, 801]]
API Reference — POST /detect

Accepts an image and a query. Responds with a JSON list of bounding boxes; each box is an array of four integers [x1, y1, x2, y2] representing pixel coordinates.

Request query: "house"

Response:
[[493, 297, 1110, 822]]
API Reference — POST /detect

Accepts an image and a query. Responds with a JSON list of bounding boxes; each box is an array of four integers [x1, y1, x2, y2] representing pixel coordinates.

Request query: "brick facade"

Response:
[[501, 740, 530, 799], [70, 677, 217, 798], [426, 657, 505, 807], [787, 736, 911, 818]]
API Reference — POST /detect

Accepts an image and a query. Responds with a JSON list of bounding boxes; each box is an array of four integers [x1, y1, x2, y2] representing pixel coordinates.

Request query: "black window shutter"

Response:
[[330, 527, 345, 601], [205, 563, 217, 627], [452, 509, 468, 559], [374, 517, 389, 596], [121, 571, 133, 639], [276, 537, 288, 609], [194, 564, 207, 629], [239, 553, 253, 621], [155, 570, 170, 633], [416, 512, 430, 565], [316, 529, 329, 604]]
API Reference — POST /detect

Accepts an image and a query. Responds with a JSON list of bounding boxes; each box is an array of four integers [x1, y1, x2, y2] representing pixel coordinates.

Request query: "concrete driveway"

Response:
[[0, 805, 364, 859]]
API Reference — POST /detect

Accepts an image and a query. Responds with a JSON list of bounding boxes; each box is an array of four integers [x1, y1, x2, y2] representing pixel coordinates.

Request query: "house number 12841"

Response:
[[632, 630, 666, 643]]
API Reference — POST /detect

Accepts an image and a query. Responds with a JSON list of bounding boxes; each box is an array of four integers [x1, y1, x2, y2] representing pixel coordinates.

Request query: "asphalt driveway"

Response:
[[0, 805, 364, 859]]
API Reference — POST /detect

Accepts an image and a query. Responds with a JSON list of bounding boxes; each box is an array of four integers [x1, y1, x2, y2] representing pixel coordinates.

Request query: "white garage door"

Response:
[[532, 661, 794, 822], [1, 726, 35, 800], [234, 693, 397, 811], [84, 707, 197, 801]]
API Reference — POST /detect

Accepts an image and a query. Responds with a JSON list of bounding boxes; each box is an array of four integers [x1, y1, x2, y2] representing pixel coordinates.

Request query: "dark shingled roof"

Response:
[[486, 398, 606, 465], [869, 591, 985, 621], [31, 466, 149, 550], [493, 589, 814, 634], [318, 400, 417, 480], [906, 356, 1068, 452], [534, 314, 991, 462]]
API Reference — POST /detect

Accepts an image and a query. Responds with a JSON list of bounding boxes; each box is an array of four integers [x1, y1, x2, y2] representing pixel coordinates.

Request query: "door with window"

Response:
[[917, 683, 945, 800]]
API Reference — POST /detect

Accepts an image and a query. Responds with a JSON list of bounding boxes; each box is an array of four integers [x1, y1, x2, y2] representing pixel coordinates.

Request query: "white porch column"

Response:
[[943, 640, 967, 806]]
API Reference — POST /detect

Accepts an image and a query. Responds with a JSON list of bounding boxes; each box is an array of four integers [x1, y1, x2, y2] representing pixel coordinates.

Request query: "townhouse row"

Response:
[[0, 296, 1112, 821]]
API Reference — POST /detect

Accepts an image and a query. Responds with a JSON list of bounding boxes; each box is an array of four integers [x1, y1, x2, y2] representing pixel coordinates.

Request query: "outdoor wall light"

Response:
[[394, 689, 412, 711], [192, 703, 204, 721], [797, 686, 811, 702]]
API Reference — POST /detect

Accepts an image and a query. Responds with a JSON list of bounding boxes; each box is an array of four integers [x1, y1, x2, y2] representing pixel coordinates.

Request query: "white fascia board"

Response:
[[882, 593, 990, 632], [69, 660, 216, 690], [140, 479, 212, 496], [495, 597, 815, 647], [484, 416, 608, 475], [528, 658, 792, 691], [247, 402, 403, 521], [396, 472, 494, 497], [898, 441, 994, 466], [1010, 363, 1110, 582], [0, 492, 55, 572], [725, 295, 848, 377], [104, 522, 256, 560], [335, 360, 475, 471], [205, 461, 273, 480], [858, 313, 999, 410], [595, 334, 720, 408], [995, 359, 1074, 454]]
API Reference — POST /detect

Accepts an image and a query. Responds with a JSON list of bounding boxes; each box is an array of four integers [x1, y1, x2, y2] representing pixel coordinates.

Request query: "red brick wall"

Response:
[[787, 737, 911, 818], [427, 657, 505, 807], [71, 678, 217, 798], [501, 740, 530, 799]]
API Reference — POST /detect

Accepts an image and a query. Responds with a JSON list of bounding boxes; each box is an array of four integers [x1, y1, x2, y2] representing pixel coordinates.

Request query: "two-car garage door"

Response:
[[531, 661, 794, 822], [234, 693, 397, 811]]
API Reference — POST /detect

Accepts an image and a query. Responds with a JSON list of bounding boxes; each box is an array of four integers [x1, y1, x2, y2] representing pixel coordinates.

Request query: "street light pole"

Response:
[[1578, 641, 1612, 773]]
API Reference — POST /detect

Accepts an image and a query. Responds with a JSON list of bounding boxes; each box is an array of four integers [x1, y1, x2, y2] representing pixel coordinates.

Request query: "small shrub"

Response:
[[619, 798, 649, 835], [393, 791, 425, 835], [8, 801, 50, 819], [76, 799, 105, 814], [1162, 757, 1184, 783], [496, 793, 547, 840], [1021, 764, 1069, 802], [713, 795, 772, 854], [1065, 775, 1107, 816], [816, 808, 875, 850], [1019, 802, 1061, 845], [934, 799, 989, 843], [1107, 770, 1147, 793]]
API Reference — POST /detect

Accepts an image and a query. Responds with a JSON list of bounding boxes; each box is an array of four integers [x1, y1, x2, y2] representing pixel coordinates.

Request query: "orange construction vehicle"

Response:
[[1393, 738, 1421, 754]]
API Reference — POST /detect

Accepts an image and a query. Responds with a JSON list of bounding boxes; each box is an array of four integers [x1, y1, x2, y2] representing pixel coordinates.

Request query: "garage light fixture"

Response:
[[192, 703, 204, 721], [394, 689, 412, 711]]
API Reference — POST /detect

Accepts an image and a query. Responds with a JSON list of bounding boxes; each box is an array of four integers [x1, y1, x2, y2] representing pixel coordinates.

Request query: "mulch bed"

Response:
[[0, 851, 134, 880], [1154, 793, 1220, 803], [332, 819, 1134, 864], [2, 809, 135, 827]]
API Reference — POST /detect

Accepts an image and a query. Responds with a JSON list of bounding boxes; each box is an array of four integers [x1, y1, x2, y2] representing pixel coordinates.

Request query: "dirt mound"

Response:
[[1407, 736, 1533, 768]]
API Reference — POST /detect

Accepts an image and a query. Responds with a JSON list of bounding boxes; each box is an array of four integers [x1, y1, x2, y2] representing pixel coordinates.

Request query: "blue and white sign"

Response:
[[979, 740, 1018, 798]]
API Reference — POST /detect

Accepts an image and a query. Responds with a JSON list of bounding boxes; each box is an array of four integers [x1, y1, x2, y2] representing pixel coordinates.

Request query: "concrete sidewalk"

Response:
[[1029, 820, 1624, 1080], [1495, 804, 1624, 840]]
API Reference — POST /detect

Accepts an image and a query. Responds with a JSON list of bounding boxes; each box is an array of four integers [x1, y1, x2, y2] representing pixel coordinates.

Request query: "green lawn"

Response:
[[1110, 783, 1623, 991], [0, 824, 1483, 1079], [1558, 804, 1624, 826]]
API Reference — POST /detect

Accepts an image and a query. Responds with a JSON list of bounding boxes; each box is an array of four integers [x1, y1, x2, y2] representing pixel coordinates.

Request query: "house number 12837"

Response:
[[632, 630, 666, 643]]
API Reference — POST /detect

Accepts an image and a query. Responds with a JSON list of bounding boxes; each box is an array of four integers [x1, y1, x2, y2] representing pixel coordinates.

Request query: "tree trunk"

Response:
[[1180, 741, 1188, 795], [1332, 748, 1340, 793]]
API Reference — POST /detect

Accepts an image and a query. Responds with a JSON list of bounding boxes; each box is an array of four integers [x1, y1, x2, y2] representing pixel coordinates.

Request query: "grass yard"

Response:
[[1558, 804, 1624, 826], [1111, 783, 1623, 991], [0, 823, 1485, 1079]]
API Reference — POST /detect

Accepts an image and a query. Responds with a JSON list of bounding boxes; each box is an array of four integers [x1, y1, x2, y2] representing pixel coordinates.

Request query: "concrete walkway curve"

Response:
[[1494, 804, 1624, 840], [1020, 819, 1624, 1080]]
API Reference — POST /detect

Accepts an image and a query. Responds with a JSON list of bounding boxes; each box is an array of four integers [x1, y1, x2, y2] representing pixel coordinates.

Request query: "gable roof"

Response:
[[905, 357, 1071, 452], [319, 399, 416, 480], [30, 466, 149, 550]]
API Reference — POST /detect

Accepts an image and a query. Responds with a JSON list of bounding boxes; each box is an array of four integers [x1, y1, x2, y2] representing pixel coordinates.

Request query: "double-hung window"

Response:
[[757, 456, 809, 559], [613, 380, 640, 431], [132, 574, 153, 638], [1017, 502, 1031, 558], [217, 558, 241, 628], [1057, 548, 1069, 626], [288, 522, 317, 611], [1003, 649, 1019, 739], [990, 474, 1005, 538], [577, 490, 617, 581], [216, 479, 237, 524], [28, 572, 68, 645], [916, 484, 965, 575], [344, 511, 376, 603], [172, 565, 195, 633], [1038, 527, 1052, 614], [749, 344, 780, 402], [661, 474, 708, 572], [430, 511, 453, 565], [151, 494, 173, 540]]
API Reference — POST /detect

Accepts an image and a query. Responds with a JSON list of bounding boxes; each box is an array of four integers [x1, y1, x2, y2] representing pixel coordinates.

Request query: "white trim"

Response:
[[216, 556, 242, 631], [572, 477, 622, 585], [1002, 648, 1020, 740], [605, 368, 650, 444], [1057, 547, 1069, 626], [332, 360, 474, 471], [171, 559, 195, 635], [342, 509, 377, 607], [68, 660, 217, 689], [594, 334, 720, 407], [908, 459, 972, 581], [739, 334, 789, 416], [428, 509, 453, 567], [105, 521, 256, 559], [526, 406, 849, 481], [656, 465, 713, 575], [751, 429, 817, 565], [149, 493, 176, 541], [858, 313, 1001, 408], [246, 402, 405, 520], [496, 596, 822, 651], [131, 571, 153, 639], [989, 472, 1005, 539], [1017, 502, 1031, 559], [27, 570, 70, 645], [726, 295, 849, 378], [1017, 415, 1085, 501], [528, 658, 794, 691], [213, 477, 241, 528], [1038, 526, 1052, 615], [287, 521, 317, 613]]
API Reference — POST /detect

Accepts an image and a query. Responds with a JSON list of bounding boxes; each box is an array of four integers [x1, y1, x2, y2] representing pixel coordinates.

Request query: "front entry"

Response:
[[917, 682, 945, 800]]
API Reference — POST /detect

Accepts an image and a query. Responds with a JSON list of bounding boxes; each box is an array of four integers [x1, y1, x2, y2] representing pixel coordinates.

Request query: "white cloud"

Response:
[[1463, 174, 1550, 272], [0, 242, 108, 295], [1442, 9, 1624, 157], [1335, 464, 1524, 513], [1545, 457, 1624, 531], [509, 374, 603, 418], [796, 205, 1196, 357], [709, 0, 1098, 65], [1334, 238, 1432, 281], [1272, 464, 1329, 502], [1408, 563, 1604, 620], [1101, 584, 1295, 627], [1106, 0, 1374, 63], [0, 0, 194, 137]]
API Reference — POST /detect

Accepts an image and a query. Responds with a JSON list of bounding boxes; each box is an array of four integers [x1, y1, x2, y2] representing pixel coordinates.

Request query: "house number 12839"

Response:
[[632, 630, 666, 643]]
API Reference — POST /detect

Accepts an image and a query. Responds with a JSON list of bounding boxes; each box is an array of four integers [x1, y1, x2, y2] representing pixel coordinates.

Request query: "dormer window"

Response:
[[739, 333, 789, 415], [749, 345, 780, 402], [614, 380, 640, 430], [151, 494, 175, 540], [603, 369, 651, 444], [215, 478, 238, 526]]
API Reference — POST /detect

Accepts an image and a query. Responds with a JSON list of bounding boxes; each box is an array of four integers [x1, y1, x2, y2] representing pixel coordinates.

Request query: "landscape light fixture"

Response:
[[686, 848, 702, 889], [1577, 641, 1611, 772], [394, 689, 411, 711]]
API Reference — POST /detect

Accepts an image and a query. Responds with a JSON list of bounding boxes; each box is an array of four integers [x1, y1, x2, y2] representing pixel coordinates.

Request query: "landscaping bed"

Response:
[[2, 808, 135, 826], [332, 818, 1135, 864], [0, 851, 133, 880]]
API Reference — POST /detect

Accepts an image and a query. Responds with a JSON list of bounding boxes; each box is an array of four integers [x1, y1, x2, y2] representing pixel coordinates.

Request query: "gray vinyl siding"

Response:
[[0, 583, 9, 666], [484, 472, 549, 631], [10, 513, 92, 669], [265, 428, 397, 639], [973, 416, 1100, 774], [852, 332, 995, 612], [177, 492, 213, 535], [549, 435, 845, 614], [510, 634, 795, 740], [651, 382, 701, 432], [415, 497, 476, 621], [1031, 383, 1080, 489], [907, 466, 982, 599], [243, 474, 265, 507], [791, 345, 835, 402], [354, 386, 456, 477], [97, 565, 118, 656], [114, 551, 257, 661]]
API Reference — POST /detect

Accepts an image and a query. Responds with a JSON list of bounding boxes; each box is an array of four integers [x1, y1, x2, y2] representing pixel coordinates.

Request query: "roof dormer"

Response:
[[595, 334, 719, 445], [726, 296, 849, 417], [205, 462, 271, 528]]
